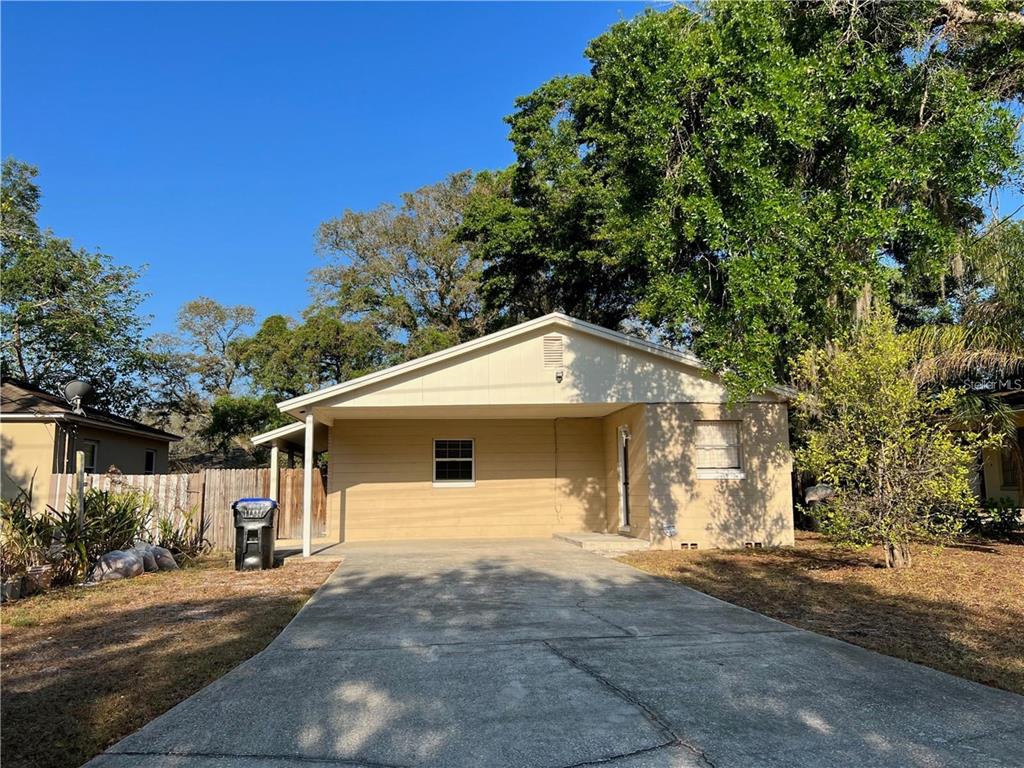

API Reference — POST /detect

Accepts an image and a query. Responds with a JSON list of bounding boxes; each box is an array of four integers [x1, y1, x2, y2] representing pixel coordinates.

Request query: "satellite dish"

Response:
[[63, 380, 94, 415]]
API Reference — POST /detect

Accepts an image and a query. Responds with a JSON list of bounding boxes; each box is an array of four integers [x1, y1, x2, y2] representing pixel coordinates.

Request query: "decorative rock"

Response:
[[132, 543, 159, 573], [151, 545, 179, 571], [87, 550, 145, 583]]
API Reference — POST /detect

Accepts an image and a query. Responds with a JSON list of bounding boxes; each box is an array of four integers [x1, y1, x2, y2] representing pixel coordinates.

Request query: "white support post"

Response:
[[303, 414, 314, 557], [269, 445, 280, 502]]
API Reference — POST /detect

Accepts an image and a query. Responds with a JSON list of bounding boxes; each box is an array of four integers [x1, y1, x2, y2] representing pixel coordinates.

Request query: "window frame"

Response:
[[80, 439, 99, 474], [432, 438, 475, 488], [144, 449, 157, 475], [694, 420, 745, 480]]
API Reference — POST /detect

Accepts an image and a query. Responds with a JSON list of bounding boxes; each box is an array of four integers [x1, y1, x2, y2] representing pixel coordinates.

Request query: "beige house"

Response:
[[978, 392, 1023, 507], [1, 380, 181, 513], [252, 313, 796, 556]]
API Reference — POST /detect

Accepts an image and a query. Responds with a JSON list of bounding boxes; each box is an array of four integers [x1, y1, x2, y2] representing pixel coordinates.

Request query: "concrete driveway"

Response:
[[87, 540, 1024, 768]]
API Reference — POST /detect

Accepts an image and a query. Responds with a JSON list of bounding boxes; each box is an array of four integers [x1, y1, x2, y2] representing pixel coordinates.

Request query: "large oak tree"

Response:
[[462, 1, 1023, 394]]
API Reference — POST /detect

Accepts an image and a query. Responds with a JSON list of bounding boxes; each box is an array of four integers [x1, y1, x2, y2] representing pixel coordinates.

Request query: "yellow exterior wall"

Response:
[[602, 405, 651, 540], [1, 421, 57, 513], [327, 418, 607, 541], [2, 420, 170, 515], [643, 403, 794, 549], [323, 404, 794, 548]]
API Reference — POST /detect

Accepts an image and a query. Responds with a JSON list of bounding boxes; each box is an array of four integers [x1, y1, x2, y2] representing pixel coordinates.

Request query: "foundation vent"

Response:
[[543, 335, 564, 369], [744, 542, 764, 549], [680, 542, 699, 550]]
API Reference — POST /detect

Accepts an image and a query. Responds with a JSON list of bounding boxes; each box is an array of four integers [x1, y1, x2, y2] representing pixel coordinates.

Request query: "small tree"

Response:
[[793, 314, 991, 568]]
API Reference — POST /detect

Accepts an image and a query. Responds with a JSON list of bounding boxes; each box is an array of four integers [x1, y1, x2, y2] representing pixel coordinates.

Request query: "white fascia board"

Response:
[[250, 420, 307, 445]]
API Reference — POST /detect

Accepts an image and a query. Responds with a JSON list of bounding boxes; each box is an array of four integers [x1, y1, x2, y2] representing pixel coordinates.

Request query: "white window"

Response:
[[695, 422, 744, 479], [80, 440, 99, 474], [144, 449, 157, 475], [433, 439, 474, 487]]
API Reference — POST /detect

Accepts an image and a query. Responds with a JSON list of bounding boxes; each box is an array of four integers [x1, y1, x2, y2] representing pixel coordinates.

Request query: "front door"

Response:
[[618, 426, 631, 530]]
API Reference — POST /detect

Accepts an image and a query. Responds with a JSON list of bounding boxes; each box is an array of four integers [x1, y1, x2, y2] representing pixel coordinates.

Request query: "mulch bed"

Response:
[[620, 532, 1024, 695], [0, 554, 337, 768]]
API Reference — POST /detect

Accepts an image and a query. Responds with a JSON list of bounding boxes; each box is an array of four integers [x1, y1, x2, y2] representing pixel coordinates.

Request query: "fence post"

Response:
[[75, 451, 86, 530]]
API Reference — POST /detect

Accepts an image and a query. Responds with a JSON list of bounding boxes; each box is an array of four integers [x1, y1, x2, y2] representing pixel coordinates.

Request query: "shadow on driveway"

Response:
[[87, 540, 1024, 768]]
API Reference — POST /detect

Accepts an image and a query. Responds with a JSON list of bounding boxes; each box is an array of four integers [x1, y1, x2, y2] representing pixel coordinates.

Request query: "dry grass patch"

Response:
[[0, 553, 337, 768], [620, 532, 1024, 694]]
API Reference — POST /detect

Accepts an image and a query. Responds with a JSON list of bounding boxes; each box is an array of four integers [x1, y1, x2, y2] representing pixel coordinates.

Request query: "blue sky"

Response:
[[2, 1, 650, 334], [3, 2, 1019, 338]]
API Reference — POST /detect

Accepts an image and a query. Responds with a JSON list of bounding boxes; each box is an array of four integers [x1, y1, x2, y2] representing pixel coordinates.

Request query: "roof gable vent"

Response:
[[543, 335, 564, 369]]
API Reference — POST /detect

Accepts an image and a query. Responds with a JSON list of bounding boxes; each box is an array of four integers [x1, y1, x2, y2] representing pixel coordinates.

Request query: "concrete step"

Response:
[[553, 532, 649, 556]]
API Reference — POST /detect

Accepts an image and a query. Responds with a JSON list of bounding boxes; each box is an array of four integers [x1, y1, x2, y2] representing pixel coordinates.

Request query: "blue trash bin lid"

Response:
[[231, 497, 278, 511]]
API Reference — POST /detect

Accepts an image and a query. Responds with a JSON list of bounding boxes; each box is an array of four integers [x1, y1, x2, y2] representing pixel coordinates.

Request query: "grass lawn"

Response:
[[0, 553, 337, 768], [620, 532, 1024, 695]]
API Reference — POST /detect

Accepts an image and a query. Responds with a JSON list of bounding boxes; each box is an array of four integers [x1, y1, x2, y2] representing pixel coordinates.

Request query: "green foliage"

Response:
[[1, 158, 153, 415], [201, 394, 288, 456], [1, 484, 155, 586], [240, 311, 396, 399], [175, 296, 256, 397], [793, 313, 997, 566], [156, 507, 211, 564], [70, 487, 155, 563], [314, 171, 487, 359], [0, 487, 48, 579], [963, 496, 1022, 537], [465, 2, 1022, 394]]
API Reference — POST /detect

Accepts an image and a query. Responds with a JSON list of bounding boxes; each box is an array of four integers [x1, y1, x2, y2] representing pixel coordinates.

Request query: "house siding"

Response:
[[1, 421, 56, 514], [70, 426, 170, 476], [601, 405, 651, 540], [644, 402, 795, 549], [328, 418, 607, 541], [321, 325, 759, 412]]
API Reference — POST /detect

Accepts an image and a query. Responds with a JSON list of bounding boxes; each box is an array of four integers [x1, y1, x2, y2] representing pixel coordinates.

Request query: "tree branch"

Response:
[[941, 0, 1024, 28]]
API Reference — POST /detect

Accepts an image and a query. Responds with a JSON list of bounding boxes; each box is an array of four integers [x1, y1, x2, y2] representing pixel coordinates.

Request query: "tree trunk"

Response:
[[883, 540, 912, 568]]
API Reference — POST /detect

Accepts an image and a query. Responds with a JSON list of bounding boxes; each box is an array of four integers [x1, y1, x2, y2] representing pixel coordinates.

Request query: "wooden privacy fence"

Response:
[[49, 468, 327, 550]]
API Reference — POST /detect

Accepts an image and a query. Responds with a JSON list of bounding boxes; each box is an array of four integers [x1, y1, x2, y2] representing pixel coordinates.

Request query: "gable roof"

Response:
[[277, 312, 795, 417], [0, 380, 181, 442]]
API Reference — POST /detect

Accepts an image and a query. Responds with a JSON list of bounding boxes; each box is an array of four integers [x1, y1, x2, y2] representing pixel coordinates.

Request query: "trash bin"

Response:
[[232, 498, 277, 571]]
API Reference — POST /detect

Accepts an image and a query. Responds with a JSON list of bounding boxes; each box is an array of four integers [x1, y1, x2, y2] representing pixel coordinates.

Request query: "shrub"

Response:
[[1, 486, 53, 580], [793, 315, 996, 568], [67, 487, 154, 563], [157, 507, 211, 565], [3, 481, 165, 587], [963, 497, 1022, 538]]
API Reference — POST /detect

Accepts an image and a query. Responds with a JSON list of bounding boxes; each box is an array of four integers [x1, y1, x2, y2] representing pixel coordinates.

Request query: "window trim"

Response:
[[144, 449, 157, 475], [694, 421, 745, 480], [80, 439, 99, 474], [432, 438, 475, 488]]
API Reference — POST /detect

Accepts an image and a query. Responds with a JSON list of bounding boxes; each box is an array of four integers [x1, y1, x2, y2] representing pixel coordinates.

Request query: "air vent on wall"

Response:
[[543, 335, 564, 369], [680, 542, 699, 550], [744, 542, 764, 549]]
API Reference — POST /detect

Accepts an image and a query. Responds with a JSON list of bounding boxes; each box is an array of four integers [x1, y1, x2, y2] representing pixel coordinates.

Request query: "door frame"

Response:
[[617, 425, 631, 531]]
